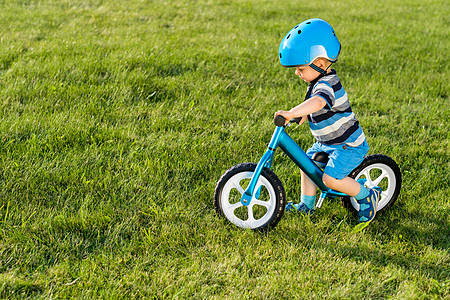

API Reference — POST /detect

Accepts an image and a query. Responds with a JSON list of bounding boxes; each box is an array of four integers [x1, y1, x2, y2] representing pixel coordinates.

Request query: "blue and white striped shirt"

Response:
[[307, 70, 366, 147]]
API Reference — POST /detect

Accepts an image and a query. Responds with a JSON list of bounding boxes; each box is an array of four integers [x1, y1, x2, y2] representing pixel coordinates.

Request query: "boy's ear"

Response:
[[314, 57, 331, 70], [316, 58, 329, 69]]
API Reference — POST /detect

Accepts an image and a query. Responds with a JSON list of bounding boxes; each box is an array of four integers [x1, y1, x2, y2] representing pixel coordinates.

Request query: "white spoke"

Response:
[[226, 201, 242, 212], [248, 205, 255, 224], [363, 170, 371, 178], [361, 170, 372, 185], [252, 199, 271, 208], [373, 170, 388, 186], [232, 181, 245, 195]]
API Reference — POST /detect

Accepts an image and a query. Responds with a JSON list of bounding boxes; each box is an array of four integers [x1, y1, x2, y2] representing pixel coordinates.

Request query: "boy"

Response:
[[275, 18, 379, 230]]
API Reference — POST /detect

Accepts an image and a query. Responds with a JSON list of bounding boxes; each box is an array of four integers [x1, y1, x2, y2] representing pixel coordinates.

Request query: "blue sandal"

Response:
[[354, 188, 381, 231], [285, 202, 315, 215]]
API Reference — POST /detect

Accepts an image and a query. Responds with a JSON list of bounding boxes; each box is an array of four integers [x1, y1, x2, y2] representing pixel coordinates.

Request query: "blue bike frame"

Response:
[[240, 125, 351, 208]]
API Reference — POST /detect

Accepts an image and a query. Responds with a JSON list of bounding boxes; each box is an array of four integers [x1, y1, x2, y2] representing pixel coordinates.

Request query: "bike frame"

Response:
[[240, 125, 352, 208]]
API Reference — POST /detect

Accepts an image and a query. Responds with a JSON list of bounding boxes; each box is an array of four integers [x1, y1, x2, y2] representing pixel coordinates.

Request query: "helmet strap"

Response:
[[309, 63, 328, 76], [304, 62, 334, 101]]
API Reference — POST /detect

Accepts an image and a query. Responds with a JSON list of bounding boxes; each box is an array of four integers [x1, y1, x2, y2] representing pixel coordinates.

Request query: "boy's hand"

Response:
[[297, 115, 307, 125], [274, 111, 307, 125], [274, 111, 293, 125], [275, 97, 326, 125]]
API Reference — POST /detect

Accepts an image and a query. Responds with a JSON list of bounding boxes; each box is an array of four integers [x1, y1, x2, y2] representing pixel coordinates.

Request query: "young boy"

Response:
[[275, 18, 380, 230]]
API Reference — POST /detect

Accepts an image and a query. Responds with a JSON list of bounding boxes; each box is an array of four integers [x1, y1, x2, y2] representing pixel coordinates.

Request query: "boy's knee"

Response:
[[322, 173, 339, 189]]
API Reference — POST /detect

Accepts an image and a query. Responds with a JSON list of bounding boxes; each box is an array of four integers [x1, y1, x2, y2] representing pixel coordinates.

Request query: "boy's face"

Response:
[[295, 66, 320, 83]]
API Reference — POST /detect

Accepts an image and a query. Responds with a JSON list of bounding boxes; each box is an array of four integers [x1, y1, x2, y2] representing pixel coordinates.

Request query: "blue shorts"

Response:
[[306, 140, 369, 180]]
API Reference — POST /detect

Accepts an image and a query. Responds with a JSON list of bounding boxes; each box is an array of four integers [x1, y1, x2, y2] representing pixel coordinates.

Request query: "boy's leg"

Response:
[[300, 171, 317, 210], [321, 140, 370, 197], [285, 142, 321, 213], [322, 174, 361, 196], [285, 171, 317, 213], [323, 173, 379, 229], [301, 170, 317, 197], [320, 141, 379, 228]]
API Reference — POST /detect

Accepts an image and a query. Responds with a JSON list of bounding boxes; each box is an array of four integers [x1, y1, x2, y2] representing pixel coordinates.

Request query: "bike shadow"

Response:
[[373, 202, 449, 251], [277, 202, 449, 281]]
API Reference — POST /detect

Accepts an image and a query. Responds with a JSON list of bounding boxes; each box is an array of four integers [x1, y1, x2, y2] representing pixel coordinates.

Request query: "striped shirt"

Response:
[[307, 70, 366, 147]]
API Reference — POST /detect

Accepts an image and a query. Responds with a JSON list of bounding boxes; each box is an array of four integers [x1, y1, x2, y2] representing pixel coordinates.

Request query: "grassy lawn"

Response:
[[0, 0, 448, 298]]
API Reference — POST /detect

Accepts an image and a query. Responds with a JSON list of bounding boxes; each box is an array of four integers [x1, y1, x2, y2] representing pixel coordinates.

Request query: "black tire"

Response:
[[214, 163, 286, 231], [342, 154, 402, 214]]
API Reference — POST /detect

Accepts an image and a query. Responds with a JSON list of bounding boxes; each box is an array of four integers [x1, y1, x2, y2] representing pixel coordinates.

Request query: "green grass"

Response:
[[0, 0, 449, 298]]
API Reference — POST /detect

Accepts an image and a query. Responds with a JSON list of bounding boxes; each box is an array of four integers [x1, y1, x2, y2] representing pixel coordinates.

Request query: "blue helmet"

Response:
[[279, 18, 341, 68]]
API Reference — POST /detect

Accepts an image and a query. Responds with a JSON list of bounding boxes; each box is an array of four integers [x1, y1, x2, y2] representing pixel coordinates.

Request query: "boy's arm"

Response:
[[274, 96, 327, 124]]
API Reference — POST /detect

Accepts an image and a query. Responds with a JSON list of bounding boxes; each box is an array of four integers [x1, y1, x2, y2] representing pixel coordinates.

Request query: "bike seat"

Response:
[[312, 152, 329, 164]]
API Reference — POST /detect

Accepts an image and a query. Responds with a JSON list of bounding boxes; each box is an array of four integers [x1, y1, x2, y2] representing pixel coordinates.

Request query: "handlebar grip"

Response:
[[274, 115, 286, 127]]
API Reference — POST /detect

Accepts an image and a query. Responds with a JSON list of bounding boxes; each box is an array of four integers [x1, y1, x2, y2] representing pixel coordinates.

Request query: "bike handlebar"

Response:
[[274, 115, 302, 127]]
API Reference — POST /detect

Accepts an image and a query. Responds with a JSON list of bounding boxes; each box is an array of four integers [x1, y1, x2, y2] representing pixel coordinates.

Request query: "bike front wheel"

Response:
[[343, 154, 402, 213], [214, 163, 286, 231]]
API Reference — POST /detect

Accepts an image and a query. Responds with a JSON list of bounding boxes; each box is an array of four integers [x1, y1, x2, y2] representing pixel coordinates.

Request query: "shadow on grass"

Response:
[[376, 202, 450, 251], [290, 204, 450, 282]]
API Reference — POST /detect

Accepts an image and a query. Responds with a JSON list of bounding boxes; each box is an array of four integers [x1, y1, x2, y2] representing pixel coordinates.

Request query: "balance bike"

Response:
[[214, 115, 402, 230]]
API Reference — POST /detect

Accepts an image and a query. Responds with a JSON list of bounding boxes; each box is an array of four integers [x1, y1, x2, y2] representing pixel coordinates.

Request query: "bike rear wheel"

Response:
[[343, 154, 402, 213], [214, 163, 286, 231]]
